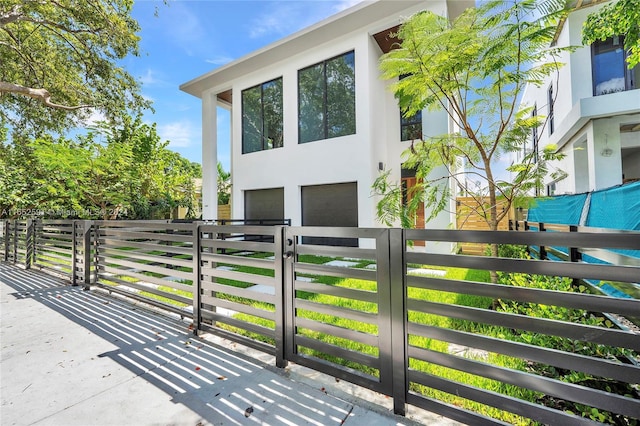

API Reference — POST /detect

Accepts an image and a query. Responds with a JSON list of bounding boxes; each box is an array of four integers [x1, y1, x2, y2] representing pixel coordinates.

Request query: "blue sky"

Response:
[[125, 0, 363, 171]]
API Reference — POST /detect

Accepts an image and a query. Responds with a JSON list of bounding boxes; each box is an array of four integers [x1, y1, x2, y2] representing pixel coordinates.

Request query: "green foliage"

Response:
[[495, 249, 638, 423], [374, 0, 569, 232], [0, 0, 151, 135], [217, 162, 231, 205], [582, 0, 640, 68], [0, 117, 201, 219]]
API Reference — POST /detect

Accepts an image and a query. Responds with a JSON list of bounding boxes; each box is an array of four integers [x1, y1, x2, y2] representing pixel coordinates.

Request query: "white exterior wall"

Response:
[[230, 31, 375, 227], [225, 2, 453, 232], [184, 0, 467, 254]]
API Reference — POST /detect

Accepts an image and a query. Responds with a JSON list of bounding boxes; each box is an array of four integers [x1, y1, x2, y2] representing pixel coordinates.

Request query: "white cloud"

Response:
[[139, 68, 173, 87], [249, 3, 299, 39], [205, 55, 234, 66], [80, 109, 107, 127], [158, 120, 195, 148], [163, 3, 205, 48], [248, 1, 357, 39]]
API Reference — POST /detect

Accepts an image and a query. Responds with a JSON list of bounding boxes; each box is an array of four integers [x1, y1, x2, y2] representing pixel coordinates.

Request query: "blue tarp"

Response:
[[527, 193, 588, 226], [528, 181, 640, 230], [586, 181, 640, 230], [527, 182, 640, 299]]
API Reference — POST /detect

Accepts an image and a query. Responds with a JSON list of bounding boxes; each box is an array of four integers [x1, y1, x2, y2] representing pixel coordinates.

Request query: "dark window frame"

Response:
[[399, 75, 422, 141], [298, 51, 356, 144], [591, 35, 638, 96], [400, 109, 422, 141], [531, 104, 538, 164], [241, 77, 283, 154], [547, 84, 554, 136]]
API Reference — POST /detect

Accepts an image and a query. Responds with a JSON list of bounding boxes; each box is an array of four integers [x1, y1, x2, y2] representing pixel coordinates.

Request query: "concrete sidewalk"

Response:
[[0, 264, 461, 426]]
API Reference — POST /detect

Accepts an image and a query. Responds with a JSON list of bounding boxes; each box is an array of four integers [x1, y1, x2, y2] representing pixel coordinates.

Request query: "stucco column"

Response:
[[592, 118, 623, 191], [202, 91, 218, 220]]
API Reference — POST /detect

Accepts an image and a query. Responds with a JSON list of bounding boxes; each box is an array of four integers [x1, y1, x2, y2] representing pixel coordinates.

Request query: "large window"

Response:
[[592, 36, 639, 96], [242, 78, 283, 154], [298, 51, 355, 143]]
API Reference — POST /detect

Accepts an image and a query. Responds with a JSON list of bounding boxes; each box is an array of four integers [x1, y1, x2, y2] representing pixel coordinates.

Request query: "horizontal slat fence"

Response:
[[94, 220, 196, 316], [284, 226, 401, 403], [4, 220, 31, 266], [1, 219, 639, 424], [404, 229, 640, 425], [34, 220, 75, 279], [197, 224, 284, 364]]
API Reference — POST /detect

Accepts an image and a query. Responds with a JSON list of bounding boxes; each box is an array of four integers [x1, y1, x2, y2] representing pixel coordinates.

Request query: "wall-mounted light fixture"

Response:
[[601, 133, 613, 157]]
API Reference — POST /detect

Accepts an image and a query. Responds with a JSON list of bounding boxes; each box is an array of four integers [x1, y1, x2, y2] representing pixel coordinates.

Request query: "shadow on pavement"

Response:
[[0, 263, 357, 425]]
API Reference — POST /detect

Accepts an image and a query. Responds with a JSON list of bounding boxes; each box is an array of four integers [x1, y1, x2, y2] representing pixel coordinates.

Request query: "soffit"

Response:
[[372, 25, 401, 54]]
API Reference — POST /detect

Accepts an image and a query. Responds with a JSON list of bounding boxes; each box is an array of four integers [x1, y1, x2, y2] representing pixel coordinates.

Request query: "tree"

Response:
[[0, 0, 150, 135], [374, 0, 568, 277], [217, 162, 231, 205], [31, 134, 134, 219], [0, 118, 202, 220], [582, 0, 640, 68]]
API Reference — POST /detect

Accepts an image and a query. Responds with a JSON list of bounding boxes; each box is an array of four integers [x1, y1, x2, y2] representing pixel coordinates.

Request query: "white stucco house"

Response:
[[518, 0, 640, 196], [180, 0, 471, 249]]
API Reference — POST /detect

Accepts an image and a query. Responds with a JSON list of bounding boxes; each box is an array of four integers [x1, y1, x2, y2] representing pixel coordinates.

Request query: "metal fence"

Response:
[[2, 219, 639, 425]]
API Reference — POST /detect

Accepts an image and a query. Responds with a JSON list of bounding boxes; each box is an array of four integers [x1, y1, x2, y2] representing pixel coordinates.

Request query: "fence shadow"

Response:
[[0, 263, 356, 425]]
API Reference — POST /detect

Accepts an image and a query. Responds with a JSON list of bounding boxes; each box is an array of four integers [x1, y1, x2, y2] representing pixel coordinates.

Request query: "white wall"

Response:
[[196, 0, 462, 254]]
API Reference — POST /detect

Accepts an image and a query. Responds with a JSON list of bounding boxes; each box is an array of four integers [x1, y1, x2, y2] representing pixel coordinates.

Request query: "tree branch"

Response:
[[0, 81, 92, 110]]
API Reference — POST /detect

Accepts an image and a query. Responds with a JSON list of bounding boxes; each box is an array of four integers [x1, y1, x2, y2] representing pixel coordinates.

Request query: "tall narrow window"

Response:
[[401, 110, 422, 141], [531, 104, 538, 163], [298, 51, 355, 143], [242, 78, 283, 154], [592, 36, 639, 96], [547, 84, 554, 136], [399, 75, 422, 141]]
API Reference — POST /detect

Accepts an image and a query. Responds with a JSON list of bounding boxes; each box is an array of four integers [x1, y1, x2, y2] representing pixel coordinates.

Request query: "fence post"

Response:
[[192, 222, 201, 335], [82, 221, 93, 290], [389, 228, 407, 416], [12, 220, 18, 264], [568, 225, 582, 288], [25, 219, 34, 269], [538, 222, 547, 260], [282, 226, 296, 362], [2, 221, 7, 261], [274, 225, 287, 368], [72, 220, 78, 285]]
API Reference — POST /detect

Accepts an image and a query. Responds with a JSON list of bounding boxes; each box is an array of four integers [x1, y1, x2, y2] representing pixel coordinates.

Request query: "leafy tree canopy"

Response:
[[374, 0, 569, 238], [582, 0, 640, 68], [0, 0, 151, 135], [0, 117, 202, 220]]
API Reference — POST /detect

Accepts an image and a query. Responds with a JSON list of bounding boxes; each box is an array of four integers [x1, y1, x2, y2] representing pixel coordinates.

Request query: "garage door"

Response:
[[301, 182, 358, 246], [244, 188, 284, 221]]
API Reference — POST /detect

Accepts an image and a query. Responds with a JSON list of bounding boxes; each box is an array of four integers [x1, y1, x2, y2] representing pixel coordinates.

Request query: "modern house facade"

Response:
[[180, 0, 471, 250], [518, 0, 640, 196]]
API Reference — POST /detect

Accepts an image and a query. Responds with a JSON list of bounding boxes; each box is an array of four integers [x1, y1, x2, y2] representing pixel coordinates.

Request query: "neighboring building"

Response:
[[180, 0, 471, 250], [518, 0, 640, 196]]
